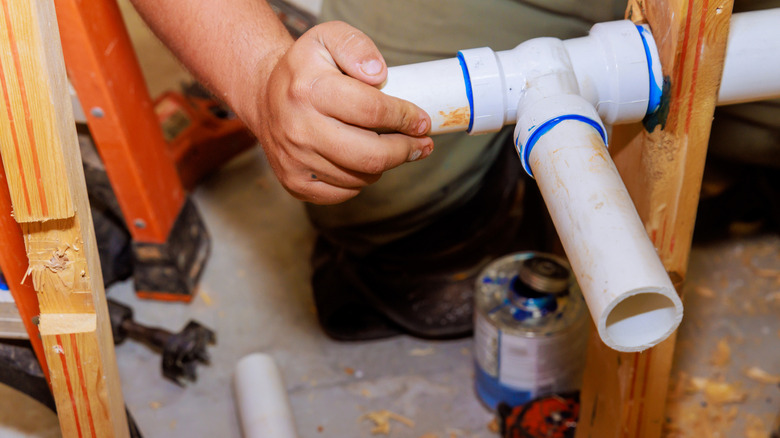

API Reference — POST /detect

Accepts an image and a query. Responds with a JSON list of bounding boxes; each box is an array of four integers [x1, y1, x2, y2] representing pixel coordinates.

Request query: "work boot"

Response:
[[310, 142, 552, 341]]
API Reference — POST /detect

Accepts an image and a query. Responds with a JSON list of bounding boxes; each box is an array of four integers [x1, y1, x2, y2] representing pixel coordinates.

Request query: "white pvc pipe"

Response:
[[527, 121, 682, 352], [508, 41, 683, 352], [381, 20, 659, 136], [718, 8, 780, 105], [234, 353, 299, 438], [380, 58, 471, 134], [376, 8, 779, 352], [381, 9, 780, 136]]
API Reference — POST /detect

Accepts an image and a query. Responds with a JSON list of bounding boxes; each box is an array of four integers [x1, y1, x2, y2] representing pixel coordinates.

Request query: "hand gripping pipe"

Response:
[[379, 9, 780, 352]]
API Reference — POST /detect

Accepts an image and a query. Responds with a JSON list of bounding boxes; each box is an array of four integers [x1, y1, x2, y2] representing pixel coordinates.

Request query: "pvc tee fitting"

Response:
[[378, 9, 780, 352], [380, 20, 663, 136], [380, 19, 681, 353]]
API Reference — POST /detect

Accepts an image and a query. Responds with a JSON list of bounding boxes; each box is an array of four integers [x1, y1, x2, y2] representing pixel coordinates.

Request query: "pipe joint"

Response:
[[514, 94, 606, 177], [563, 20, 662, 124], [457, 48, 506, 134]]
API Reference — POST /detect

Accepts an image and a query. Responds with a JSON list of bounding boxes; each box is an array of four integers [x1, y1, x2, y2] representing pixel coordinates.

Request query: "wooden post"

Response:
[[576, 0, 734, 437], [0, 0, 129, 436], [0, 159, 48, 378]]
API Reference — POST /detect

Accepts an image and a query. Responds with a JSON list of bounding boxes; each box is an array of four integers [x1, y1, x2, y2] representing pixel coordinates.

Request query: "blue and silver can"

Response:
[[473, 252, 588, 409]]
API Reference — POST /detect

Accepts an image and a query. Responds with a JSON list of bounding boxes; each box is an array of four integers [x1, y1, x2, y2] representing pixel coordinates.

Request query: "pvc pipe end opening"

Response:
[[601, 290, 683, 352]]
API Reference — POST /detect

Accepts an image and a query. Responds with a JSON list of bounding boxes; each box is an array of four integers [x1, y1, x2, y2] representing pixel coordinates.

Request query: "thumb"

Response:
[[313, 21, 387, 86]]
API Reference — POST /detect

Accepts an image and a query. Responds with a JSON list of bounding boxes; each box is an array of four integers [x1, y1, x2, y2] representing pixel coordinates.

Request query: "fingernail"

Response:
[[416, 118, 429, 135], [360, 59, 382, 76], [422, 146, 433, 158], [408, 150, 422, 162]]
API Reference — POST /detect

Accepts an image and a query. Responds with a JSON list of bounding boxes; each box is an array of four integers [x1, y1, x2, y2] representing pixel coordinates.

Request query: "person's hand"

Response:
[[246, 21, 434, 204]]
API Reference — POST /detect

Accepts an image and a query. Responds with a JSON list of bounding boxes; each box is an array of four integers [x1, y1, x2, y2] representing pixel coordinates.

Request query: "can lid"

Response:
[[518, 255, 570, 294]]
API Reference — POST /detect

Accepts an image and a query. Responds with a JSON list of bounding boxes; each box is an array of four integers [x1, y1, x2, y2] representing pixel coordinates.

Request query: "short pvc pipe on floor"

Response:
[[234, 353, 299, 438]]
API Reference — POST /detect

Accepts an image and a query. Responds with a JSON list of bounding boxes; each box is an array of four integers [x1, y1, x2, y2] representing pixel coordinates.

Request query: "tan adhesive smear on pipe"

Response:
[[529, 122, 683, 352]]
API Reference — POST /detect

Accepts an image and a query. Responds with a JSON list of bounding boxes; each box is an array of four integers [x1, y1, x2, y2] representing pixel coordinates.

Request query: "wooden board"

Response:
[[575, 1, 734, 437], [0, 0, 129, 436]]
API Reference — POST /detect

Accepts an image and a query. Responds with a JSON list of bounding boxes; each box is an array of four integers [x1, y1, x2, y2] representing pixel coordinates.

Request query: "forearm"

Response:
[[129, 0, 294, 122]]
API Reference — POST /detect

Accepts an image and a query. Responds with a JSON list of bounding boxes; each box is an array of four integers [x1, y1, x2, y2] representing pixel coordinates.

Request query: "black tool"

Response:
[[107, 299, 215, 385]]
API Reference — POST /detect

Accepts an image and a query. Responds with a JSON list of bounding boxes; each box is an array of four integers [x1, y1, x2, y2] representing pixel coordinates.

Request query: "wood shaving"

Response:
[[417, 434, 438, 438], [745, 366, 780, 385], [409, 347, 435, 357], [149, 401, 162, 410], [487, 417, 500, 433], [695, 285, 716, 298], [344, 367, 355, 375], [45, 249, 69, 272], [710, 338, 731, 367], [665, 373, 740, 438], [689, 377, 746, 404], [744, 413, 769, 438], [200, 289, 213, 306], [753, 267, 780, 280], [361, 410, 415, 435]]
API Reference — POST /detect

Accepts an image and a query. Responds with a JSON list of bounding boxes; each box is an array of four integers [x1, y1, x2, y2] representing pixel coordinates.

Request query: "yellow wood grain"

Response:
[[0, 0, 128, 436], [576, 0, 734, 437], [0, 0, 74, 222]]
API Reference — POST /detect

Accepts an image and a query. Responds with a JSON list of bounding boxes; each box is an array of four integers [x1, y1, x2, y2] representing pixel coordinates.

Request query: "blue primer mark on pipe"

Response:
[[519, 115, 607, 177], [457, 52, 475, 133], [637, 25, 662, 115]]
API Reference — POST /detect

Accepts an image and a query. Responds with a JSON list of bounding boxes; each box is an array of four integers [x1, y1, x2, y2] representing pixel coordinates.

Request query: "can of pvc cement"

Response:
[[474, 252, 589, 409]]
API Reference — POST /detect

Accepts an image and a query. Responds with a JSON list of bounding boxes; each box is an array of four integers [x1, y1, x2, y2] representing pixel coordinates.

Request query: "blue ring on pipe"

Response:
[[457, 51, 475, 133], [518, 115, 607, 177], [637, 25, 662, 115]]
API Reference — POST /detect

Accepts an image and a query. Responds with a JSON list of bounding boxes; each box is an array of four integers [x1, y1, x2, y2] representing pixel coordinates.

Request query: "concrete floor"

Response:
[[0, 2, 779, 437]]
